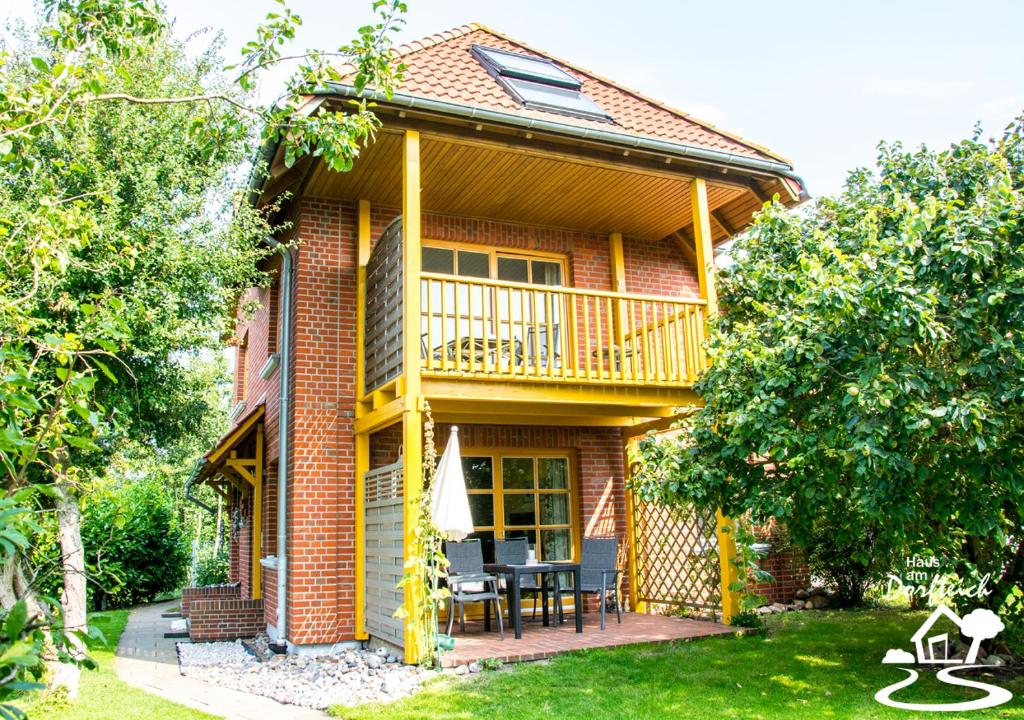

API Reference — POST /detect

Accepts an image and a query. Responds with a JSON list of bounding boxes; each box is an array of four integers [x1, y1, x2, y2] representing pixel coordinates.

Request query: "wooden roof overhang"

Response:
[[191, 403, 266, 598], [256, 94, 805, 250]]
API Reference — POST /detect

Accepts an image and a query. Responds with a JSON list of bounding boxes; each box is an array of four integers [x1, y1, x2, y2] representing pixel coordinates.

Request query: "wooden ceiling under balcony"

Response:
[[293, 123, 793, 245]]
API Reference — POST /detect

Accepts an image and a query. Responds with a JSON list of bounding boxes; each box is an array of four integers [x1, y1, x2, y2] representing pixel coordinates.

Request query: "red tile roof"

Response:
[[359, 24, 787, 164]]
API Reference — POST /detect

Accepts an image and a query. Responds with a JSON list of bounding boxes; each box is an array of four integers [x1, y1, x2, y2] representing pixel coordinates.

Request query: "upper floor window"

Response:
[[236, 330, 249, 403], [471, 44, 612, 123], [421, 243, 565, 287], [267, 274, 281, 355]]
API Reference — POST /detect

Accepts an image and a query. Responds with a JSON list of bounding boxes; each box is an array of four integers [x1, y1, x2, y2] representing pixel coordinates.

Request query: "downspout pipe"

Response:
[[265, 235, 294, 651]]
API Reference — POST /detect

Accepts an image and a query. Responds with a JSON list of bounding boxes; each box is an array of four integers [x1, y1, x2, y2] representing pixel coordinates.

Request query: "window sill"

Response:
[[228, 400, 247, 423], [259, 353, 280, 380]]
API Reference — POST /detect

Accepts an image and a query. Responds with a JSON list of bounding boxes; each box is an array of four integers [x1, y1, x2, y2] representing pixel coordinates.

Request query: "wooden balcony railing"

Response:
[[420, 273, 707, 386]]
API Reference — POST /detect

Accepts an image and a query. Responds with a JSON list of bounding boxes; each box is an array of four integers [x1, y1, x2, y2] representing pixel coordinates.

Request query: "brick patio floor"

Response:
[[440, 611, 734, 667]]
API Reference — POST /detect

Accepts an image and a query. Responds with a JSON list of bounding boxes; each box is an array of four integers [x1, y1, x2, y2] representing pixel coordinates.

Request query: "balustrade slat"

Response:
[[661, 302, 672, 382], [440, 280, 449, 372], [569, 294, 580, 379], [425, 279, 433, 371], [627, 299, 639, 382], [582, 296, 592, 381]]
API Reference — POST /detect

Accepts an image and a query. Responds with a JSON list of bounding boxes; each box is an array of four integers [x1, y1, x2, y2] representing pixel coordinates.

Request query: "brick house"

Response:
[[185, 24, 806, 660]]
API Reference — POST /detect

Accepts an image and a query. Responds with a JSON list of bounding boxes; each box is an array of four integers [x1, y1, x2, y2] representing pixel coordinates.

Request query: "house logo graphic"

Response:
[[875, 604, 1013, 711]]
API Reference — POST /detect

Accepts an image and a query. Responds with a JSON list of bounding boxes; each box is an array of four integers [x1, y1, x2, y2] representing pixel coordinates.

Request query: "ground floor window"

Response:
[[461, 451, 577, 565]]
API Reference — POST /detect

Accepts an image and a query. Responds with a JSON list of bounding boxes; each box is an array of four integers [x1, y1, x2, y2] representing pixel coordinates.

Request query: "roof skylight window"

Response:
[[472, 44, 612, 122]]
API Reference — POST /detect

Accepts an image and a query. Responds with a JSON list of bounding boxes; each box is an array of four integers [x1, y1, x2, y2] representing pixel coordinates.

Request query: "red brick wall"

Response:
[[224, 199, 695, 646], [285, 199, 357, 646], [181, 583, 240, 618], [623, 235, 700, 298], [369, 424, 403, 469], [188, 597, 264, 642], [750, 547, 810, 605], [369, 207, 700, 299]]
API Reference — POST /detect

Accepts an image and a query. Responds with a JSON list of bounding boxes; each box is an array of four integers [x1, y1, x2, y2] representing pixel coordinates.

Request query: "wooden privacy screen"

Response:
[[364, 217, 404, 395], [363, 460, 405, 647]]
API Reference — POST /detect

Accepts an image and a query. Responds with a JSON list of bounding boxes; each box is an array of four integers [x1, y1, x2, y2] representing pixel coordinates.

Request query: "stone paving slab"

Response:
[[114, 600, 327, 720]]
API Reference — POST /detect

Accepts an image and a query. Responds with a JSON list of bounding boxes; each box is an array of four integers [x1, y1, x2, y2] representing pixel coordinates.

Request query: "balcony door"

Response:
[[420, 243, 567, 372]]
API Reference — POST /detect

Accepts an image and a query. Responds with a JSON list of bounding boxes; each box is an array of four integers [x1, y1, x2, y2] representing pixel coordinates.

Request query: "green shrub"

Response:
[[804, 518, 895, 607], [35, 480, 189, 609], [193, 550, 229, 587]]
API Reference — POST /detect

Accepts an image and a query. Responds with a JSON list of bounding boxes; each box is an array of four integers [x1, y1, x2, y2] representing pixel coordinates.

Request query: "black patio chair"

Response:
[[444, 539, 504, 639], [556, 536, 622, 630], [494, 538, 552, 621]]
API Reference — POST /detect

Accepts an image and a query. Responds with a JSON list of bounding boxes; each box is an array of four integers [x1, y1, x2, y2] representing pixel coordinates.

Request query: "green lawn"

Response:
[[334, 610, 1024, 720], [17, 609, 218, 720]]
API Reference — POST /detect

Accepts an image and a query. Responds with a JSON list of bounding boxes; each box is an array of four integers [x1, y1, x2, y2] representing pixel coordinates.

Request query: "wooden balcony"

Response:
[[419, 273, 707, 388]]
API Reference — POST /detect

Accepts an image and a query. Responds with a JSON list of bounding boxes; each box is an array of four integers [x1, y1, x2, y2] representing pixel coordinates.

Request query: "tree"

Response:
[[33, 478, 190, 610], [1, 0, 406, 699], [634, 119, 1024, 630]]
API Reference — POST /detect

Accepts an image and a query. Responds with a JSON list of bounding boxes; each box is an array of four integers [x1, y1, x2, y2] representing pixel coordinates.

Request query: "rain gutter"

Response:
[[318, 83, 810, 199]]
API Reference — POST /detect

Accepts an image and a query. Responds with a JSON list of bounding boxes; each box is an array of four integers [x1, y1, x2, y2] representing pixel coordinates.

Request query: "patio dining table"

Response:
[[483, 561, 583, 640]]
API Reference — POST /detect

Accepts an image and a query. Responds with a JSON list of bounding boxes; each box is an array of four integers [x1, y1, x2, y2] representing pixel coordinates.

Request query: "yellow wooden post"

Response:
[[608, 232, 627, 379], [354, 199, 371, 640], [622, 438, 643, 613], [692, 177, 739, 623], [401, 130, 426, 663], [716, 510, 741, 623], [252, 423, 264, 600], [691, 178, 718, 317]]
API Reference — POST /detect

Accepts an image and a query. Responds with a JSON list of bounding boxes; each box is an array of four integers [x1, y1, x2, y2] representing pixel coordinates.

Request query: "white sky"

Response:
[[5, 0, 1023, 197]]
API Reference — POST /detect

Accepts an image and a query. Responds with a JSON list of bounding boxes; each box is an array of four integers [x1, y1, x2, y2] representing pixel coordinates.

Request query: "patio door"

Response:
[[461, 452, 576, 566]]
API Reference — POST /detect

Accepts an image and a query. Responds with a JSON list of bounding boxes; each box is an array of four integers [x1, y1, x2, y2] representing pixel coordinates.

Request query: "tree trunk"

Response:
[[50, 491, 86, 701]]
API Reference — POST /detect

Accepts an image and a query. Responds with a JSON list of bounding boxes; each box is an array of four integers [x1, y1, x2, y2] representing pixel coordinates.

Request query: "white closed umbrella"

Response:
[[429, 426, 475, 541]]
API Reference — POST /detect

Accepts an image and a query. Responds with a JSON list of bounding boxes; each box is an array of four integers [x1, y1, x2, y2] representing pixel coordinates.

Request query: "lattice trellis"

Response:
[[632, 500, 721, 610]]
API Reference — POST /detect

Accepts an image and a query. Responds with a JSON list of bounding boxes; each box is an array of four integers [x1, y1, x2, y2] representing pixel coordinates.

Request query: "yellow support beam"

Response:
[[401, 409, 425, 664], [690, 178, 718, 316], [693, 178, 739, 622], [401, 129, 426, 663], [354, 198, 372, 641], [252, 423, 263, 600], [608, 232, 626, 292], [623, 438, 643, 614], [354, 430, 369, 640], [716, 510, 741, 624], [402, 130, 422, 408]]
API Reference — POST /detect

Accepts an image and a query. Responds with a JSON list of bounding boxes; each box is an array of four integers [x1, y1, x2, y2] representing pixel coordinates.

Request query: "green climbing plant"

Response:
[[394, 402, 450, 667]]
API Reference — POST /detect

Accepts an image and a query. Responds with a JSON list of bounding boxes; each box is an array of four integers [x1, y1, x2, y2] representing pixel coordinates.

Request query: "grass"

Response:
[[16, 609, 218, 720], [333, 609, 1024, 720]]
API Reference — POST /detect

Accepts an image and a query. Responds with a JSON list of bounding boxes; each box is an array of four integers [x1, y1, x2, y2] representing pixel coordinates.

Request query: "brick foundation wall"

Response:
[[181, 583, 240, 618], [188, 597, 265, 642]]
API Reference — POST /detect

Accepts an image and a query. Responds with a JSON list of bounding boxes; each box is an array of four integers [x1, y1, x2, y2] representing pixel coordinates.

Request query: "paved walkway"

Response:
[[441, 611, 735, 667], [114, 600, 327, 720]]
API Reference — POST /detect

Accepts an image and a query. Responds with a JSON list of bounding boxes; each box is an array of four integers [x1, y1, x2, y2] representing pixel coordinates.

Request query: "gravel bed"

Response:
[[177, 639, 427, 709]]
